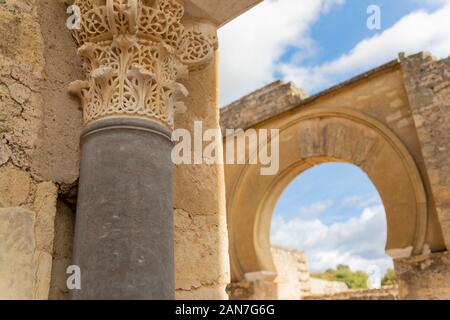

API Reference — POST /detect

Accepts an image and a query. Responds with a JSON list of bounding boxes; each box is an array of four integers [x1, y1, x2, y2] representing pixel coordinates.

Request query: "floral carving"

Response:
[[69, 0, 216, 128]]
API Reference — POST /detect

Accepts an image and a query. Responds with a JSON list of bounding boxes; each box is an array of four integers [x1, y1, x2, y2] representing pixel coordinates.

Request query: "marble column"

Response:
[[69, 0, 215, 299]]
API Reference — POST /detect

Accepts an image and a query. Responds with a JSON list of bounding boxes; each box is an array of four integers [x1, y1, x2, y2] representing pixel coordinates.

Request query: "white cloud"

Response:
[[297, 200, 333, 220], [280, 2, 450, 93], [342, 193, 382, 209], [271, 205, 393, 273], [218, 0, 345, 105]]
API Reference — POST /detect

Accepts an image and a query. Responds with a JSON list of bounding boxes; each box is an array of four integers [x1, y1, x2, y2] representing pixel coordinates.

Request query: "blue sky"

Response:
[[218, 0, 450, 274], [219, 0, 450, 104], [292, 0, 444, 67], [270, 163, 389, 273], [272, 163, 381, 225]]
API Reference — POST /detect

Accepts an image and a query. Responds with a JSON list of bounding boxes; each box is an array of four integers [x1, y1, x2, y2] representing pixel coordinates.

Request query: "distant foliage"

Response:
[[311, 264, 369, 289], [381, 268, 398, 286], [312, 265, 398, 289]]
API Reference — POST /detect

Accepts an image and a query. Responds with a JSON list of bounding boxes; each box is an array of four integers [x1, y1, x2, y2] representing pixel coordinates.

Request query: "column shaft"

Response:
[[72, 118, 173, 299], [68, 0, 216, 299]]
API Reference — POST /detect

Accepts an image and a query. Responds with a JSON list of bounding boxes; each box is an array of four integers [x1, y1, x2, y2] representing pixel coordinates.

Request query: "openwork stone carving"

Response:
[[69, 0, 217, 128]]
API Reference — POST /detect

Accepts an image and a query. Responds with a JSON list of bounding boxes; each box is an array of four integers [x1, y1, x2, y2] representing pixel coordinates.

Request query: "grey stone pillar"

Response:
[[68, 0, 216, 299], [72, 118, 173, 299]]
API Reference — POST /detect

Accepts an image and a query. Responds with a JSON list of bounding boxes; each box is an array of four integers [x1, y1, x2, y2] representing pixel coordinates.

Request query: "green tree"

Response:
[[381, 268, 397, 286], [311, 264, 369, 289]]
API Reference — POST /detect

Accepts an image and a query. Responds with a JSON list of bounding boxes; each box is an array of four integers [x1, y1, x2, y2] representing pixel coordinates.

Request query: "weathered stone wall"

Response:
[[1, 1, 231, 300], [223, 58, 448, 286], [394, 251, 450, 299], [174, 52, 230, 299], [228, 246, 359, 300], [222, 53, 449, 299], [227, 278, 278, 300], [34, 0, 83, 185], [304, 286, 399, 300], [271, 246, 310, 299], [0, 207, 37, 299], [48, 200, 75, 300], [1, 1, 448, 301], [0, 0, 80, 300], [309, 278, 349, 296], [400, 52, 450, 250], [220, 81, 307, 133]]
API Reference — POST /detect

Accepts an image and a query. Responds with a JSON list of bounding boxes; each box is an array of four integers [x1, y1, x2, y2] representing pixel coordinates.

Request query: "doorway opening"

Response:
[[270, 163, 396, 299]]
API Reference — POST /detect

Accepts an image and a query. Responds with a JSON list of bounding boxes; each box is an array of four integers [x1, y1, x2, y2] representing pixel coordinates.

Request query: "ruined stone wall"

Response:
[[0, 0, 82, 300], [48, 200, 75, 300], [174, 52, 230, 299], [228, 246, 358, 300], [309, 278, 349, 296], [220, 81, 308, 133], [227, 278, 278, 300], [271, 246, 310, 299], [1, 1, 448, 301], [223, 59, 447, 272], [222, 54, 450, 299], [400, 52, 450, 251], [304, 286, 399, 300], [394, 252, 450, 299], [0, 1, 230, 300], [293, 63, 445, 254]]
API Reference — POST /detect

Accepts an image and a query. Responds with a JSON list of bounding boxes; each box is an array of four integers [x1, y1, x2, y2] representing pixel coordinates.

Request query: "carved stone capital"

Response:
[[69, 0, 217, 128]]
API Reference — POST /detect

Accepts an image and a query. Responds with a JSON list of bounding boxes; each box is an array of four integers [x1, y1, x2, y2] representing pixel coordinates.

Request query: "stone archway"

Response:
[[226, 108, 428, 283]]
